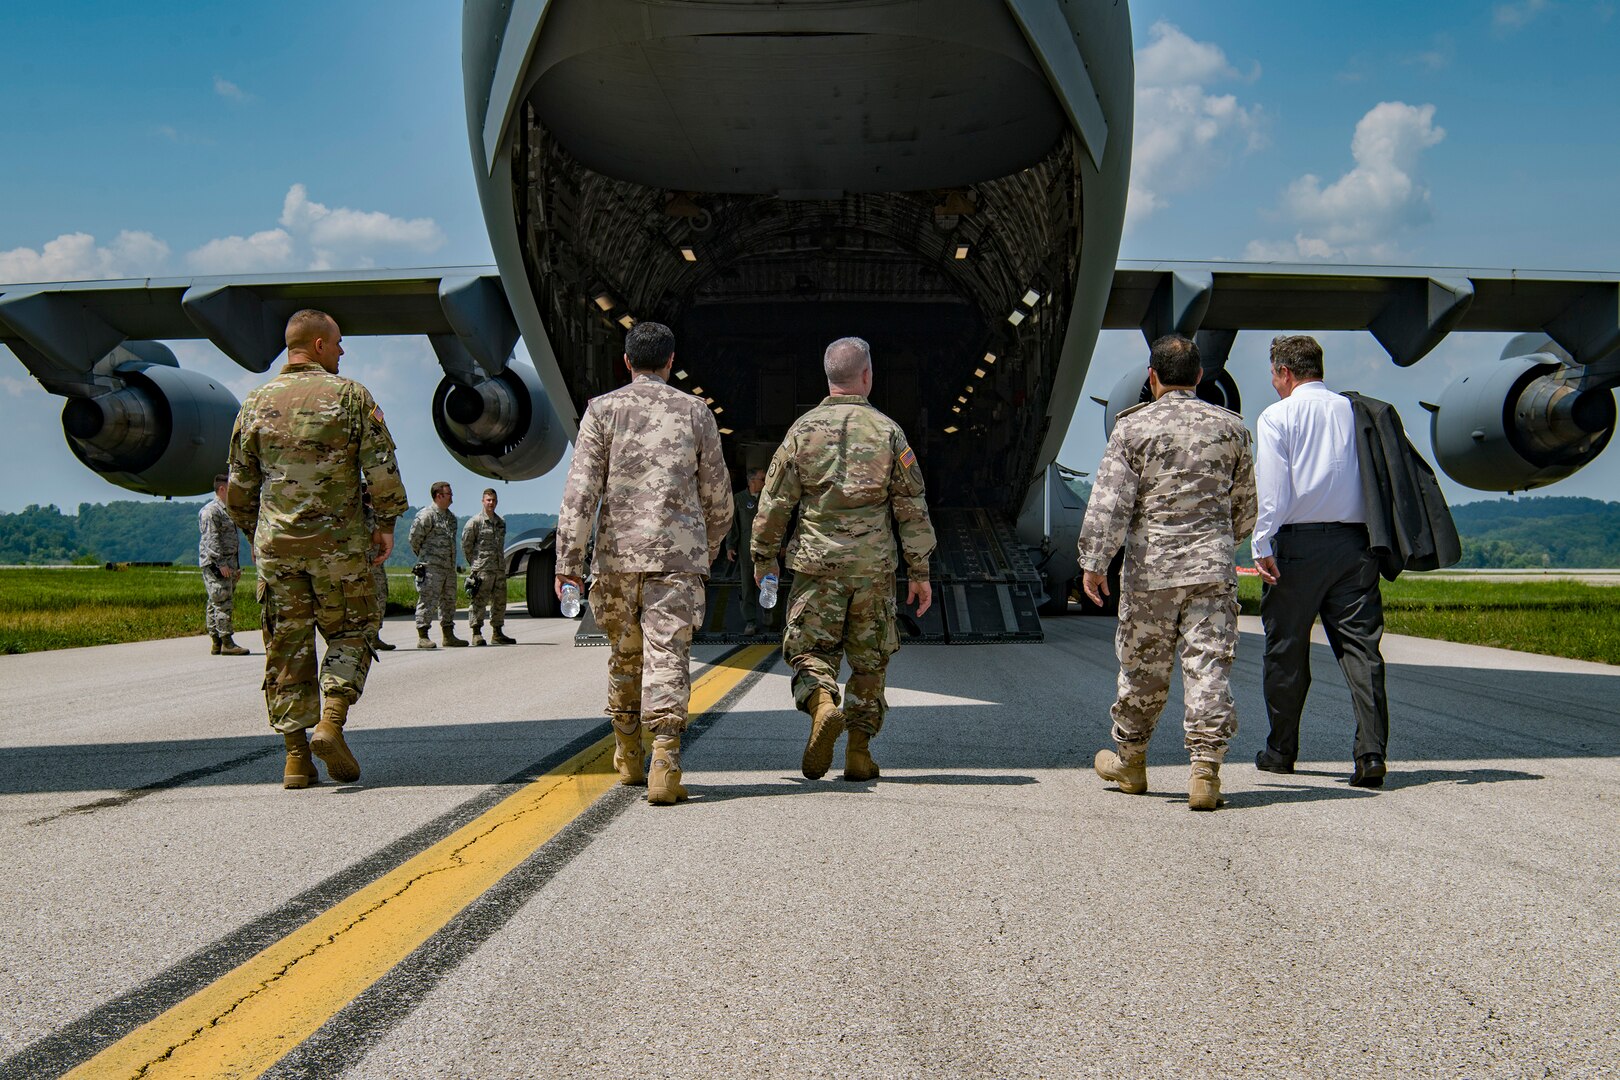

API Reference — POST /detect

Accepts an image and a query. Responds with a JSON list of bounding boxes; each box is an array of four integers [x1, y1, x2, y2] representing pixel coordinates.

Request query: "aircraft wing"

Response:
[[1106, 260, 1620, 367]]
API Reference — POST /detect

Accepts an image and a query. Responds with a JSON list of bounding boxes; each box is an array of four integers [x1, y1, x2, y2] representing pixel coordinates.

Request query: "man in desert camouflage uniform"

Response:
[[362, 489, 394, 651], [227, 309, 408, 789], [1078, 334, 1258, 811], [462, 487, 514, 646], [410, 481, 465, 649], [199, 472, 248, 656], [753, 336, 935, 783], [556, 321, 731, 806]]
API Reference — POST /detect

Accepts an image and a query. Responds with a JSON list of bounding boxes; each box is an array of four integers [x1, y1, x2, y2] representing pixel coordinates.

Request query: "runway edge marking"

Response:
[[61, 643, 777, 1080]]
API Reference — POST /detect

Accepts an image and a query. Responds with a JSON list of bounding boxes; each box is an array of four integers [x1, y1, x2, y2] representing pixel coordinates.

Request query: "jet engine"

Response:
[[59, 342, 240, 497], [1099, 363, 1243, 437], [430, 360, 566, 480], [1427, 336, 1616, 492]]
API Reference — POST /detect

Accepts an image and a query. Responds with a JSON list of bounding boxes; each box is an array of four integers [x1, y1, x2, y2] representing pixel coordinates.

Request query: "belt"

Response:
[[1277, 521, 1366, 533]]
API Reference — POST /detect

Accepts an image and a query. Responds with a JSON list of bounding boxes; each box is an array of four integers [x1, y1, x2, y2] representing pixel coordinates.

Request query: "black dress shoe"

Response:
[[1350, 754, 1387, 788], [1255, 750, 1295, 774]]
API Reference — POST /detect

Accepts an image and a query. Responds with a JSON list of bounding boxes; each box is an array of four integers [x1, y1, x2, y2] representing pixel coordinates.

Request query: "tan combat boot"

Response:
[[417, 626, 437, 650], [842, 728, 880, 781], [611, 714, 645, 786], [470, 627, 487, 646], [209, 633, 222, 655], [801, 688, 844, 780], [491, 627, 517, 645], [441, 622, 468, 647], [310, 698, 361, 783], [1094, 749, 1147, 794], [647, 733, 689, 805], [1188, 761, 1223, 811], [283, 731, 318, 790], [218, 634, 249, 656]]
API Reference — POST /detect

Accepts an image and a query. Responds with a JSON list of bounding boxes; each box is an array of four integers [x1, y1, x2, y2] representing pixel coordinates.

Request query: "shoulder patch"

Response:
[[371, 404, 384, 424], [899, 446, 917, 469], [1116, 401, 1149, 420]]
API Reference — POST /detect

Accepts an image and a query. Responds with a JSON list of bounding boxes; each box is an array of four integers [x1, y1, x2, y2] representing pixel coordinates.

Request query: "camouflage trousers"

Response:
[[415, 562, 457, 627], [1110, 581, 1240, 764], [257, 554, 379, 735], [202, 566, 236, 635], [468, 568, 507, 630], [591, 570, 705, 735], [369, 553, 388, 622], [782, 572, 899, 735]]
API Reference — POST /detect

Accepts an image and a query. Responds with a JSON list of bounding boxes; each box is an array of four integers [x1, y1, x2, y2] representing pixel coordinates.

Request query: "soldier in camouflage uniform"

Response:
[[409, 481, 465, 649], [199, 472, 249, 655], [753, 336, 936, 783], [226, 309, 408, 790], [1078, 334, 1258, 811], [362, 489, 394, 651], [462, 487, 514, 646], [556, 321, 732, 806]]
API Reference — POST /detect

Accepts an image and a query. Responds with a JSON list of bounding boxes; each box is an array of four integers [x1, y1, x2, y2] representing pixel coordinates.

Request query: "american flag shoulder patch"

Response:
[[372, 405, 385, 424], [899, 446, 916, 469]]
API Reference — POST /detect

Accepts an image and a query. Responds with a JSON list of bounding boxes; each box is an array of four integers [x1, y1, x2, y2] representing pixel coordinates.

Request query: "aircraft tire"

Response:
[[525, 545, 561, 618]]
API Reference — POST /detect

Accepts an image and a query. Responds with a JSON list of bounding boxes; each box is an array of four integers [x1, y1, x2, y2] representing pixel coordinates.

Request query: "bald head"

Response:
[[285, 309, 344, 372], [824, 336, 872, 392]]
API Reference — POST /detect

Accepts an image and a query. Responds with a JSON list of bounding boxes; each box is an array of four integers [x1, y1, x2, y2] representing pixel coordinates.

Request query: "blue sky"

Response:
[[3, 0, 1618, 515]]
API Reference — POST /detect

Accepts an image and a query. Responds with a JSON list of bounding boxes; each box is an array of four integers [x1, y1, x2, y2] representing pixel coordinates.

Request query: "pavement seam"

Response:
[[25, 745, 278, 826]]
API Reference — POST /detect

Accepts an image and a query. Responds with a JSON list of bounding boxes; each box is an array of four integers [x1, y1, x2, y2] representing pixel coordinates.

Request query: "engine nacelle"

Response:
[[1429, 339, 1616, 492], [430, 360, 566, 480], [1100, 363, 1242, 438], [59, 342, 240, 497]]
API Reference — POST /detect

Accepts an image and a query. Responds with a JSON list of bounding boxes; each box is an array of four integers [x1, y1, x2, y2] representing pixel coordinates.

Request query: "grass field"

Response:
[[0, 567, 527, 655]]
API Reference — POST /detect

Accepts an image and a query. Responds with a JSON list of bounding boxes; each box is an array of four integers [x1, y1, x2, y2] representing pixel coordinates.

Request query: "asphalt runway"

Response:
[[1, 612, 1615, 1078]]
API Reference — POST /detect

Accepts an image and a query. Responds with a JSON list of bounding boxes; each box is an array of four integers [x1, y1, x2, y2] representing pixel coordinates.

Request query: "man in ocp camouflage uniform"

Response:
[[462, 487, 514, 646], [227, 309, 408, 790], [362, 489, 394, 651], [753, 336, 935, 783], [199, 472, 249, 656], [1078, 334, 1258, 811], [556, 321, 731, 806], [409, 481, 465, 649]]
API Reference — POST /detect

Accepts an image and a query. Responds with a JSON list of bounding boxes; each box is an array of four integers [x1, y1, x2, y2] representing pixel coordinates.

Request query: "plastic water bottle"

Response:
[[560, 582, 582, 618], [758, 573, 779, 610]]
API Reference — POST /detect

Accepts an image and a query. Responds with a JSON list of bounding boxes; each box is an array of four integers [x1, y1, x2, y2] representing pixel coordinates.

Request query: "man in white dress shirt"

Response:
[[1251, 335, 1389, 788]]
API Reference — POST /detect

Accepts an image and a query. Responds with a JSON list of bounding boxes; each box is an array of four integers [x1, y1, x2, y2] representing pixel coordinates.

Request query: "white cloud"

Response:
[[1128, 22, 1264, 230], [1244, 101, 1445, 262], [0, 230, 170, 282], [1, 375, 32, 398], [279, 183, 445, 270], [1493, 0, 1551, 30], [186, 229, 296, 274], [213, 75, 251, 102]]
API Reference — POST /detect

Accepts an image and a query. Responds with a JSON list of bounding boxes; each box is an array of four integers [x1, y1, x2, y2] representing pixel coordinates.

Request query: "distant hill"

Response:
[[1448, 496, 1620, 568], [0, 501, 556, 566]]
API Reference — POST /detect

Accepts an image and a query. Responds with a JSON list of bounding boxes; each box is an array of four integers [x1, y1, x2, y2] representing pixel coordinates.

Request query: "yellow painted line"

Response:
[[70, 644, 776, 1080]]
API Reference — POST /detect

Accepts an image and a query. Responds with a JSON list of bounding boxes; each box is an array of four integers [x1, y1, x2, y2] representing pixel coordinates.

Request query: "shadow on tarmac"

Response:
[[692, 772, 1039, 802]]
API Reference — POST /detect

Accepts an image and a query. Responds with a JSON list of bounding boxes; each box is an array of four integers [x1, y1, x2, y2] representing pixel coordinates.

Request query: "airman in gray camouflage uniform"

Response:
[[556, 321, 732, 806], [227, 309, 408, 790], [199, 472, 248, 656], [362, 490, 394, 651], [753, 336, 936, 783], [410, 481, 465, 649], [462, 487, 514, 646], [1078, 334, 1258, 811]]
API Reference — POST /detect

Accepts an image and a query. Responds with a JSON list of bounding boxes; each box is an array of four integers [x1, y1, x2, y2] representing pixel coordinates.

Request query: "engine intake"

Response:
[[431, 360, 566, 480]]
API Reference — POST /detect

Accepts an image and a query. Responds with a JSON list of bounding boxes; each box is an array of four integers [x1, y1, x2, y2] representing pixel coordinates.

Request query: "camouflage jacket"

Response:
[[461, 510, 507, 573], [556, 373, 732, 577], [197, 497, 239, 570], [753, 395, 936, 582], [410, 506, 458, 569], [226, 359, 407, 568], [1077, 389, 1258, 591]]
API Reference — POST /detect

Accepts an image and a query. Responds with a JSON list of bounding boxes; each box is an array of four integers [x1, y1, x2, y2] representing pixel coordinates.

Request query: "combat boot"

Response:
[[310, 698, 361, 783], [1188, 761, 1223, 811], [1094, 749, 1147, 794], [441, 622, 468, 648], [491, 627, 517, 645], [470, 627, 487, 646], [209, 633, 222, 655], [372, 632, 395, 652], [801, 688, 844, 780], [647, 734, 689, 805], [842, 728, 880, 782], [612, 715, 645, 786], [282, 731, 318, 790], [218, 634, 249, 656], [417, 626, 437, 650]]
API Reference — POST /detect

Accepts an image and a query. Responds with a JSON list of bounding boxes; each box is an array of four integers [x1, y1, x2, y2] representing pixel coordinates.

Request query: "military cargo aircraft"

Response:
[[3, 0, 1617, 641]]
